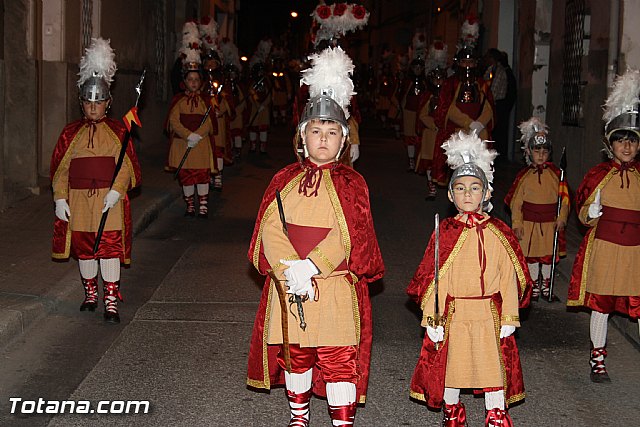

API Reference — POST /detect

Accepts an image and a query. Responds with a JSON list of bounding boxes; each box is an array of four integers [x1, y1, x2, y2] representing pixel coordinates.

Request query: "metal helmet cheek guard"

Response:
[[298, 94, 349, 137], [79, 76, 111, 102]]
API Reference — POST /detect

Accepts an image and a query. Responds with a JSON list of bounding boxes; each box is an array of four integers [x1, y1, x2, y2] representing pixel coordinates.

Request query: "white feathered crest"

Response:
[[178, 21, 202, 65], [443, 130, 497, 185], [77, 38, 117, 88], [301, 46, 355, 119], [603, 69, 640, 124], [459, 14, 480, 48], [410, 31, 427, 62], [249, 39, 272, 68], [518, 116, 548, 148], [311, 3, 369, 46], [426, 41, 448, 72], [220, 38, 241, 70]]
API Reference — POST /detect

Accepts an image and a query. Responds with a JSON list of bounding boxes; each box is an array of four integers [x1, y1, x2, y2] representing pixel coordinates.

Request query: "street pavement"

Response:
[[0, 121, 638, 426]]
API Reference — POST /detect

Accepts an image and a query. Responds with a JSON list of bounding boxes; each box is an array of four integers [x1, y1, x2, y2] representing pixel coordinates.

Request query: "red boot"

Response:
[[80, 277, 99, 311], [197, 194, 208, 218], [328, 402, 356, 426], [286, 389, 312, 427], [590, 346, 611, 383], [442, 402, 467, 426], [183, 194, 195, 217], [103, 281, 122, 324], [485, 408, 514, 427]]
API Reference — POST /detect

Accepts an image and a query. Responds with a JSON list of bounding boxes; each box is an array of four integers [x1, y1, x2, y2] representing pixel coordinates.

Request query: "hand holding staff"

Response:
[[173, 105, 213, 180]]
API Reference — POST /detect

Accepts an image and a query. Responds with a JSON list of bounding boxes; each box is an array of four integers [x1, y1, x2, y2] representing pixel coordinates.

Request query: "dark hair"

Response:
[[609, 129, 640, 143]]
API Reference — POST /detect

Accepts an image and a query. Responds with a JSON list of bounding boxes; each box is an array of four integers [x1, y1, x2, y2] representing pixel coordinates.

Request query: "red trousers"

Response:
[[277, 344, 358, 384]]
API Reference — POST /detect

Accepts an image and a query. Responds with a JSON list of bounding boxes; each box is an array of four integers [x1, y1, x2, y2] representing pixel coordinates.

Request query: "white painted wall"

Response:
[[621, 0, 640, 68]]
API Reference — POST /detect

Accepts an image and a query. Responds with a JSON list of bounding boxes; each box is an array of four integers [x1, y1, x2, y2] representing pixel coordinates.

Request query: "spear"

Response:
[[548, 147, 567, 302], [93, 70, 145, 254], [173, 104, 213, 180], [427, 213, 442, 350]]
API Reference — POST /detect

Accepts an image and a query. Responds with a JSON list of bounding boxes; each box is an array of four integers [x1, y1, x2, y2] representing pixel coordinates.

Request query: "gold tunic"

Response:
[[417, 95, 438, 162], [510, 167, 569, 258], [423, 224, 520, 388], [263, 176, 357, 347], [167, 95, 215, 170], [52, 123, 130, 232], [580, 172, 640, 295]]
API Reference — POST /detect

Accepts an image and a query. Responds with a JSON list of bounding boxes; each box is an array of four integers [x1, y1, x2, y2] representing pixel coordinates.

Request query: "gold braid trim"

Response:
[[271, 254, 301, 272], [348, 277, 361, 344], [486, 223, 528, 299], [409, 390, 426, 402], [104, 124, 137, 189], [580, 170, 615, 223], [501, 315, 519, 323], [420, 228, 468, 322], [261, 277, 275, 389], [246, 378, 269, 390], [358, 394, 366, 404], [490, 301, 509, 401], [52, 127, 87, 192], [567, 228, 596, 307], [323, 170, 351, 262], [507, 391, 526, 406], [252, 173, 305, 270], [310, 247, 335, 273]]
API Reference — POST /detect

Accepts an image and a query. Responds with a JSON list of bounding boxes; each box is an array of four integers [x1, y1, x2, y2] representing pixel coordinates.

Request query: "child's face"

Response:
[[81, 99, 110, 121], [530, 147, 550, 165], [611, 137, 639, 164], [184, 72, 202, 93], [449, 176, 485, 212], [301, 119, 345, 166]]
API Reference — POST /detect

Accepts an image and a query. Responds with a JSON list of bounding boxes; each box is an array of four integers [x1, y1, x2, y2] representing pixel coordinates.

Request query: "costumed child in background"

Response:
[[567, 69, 640, 383], [407, 131, 531, 426], [165, 21, 216, 218], [246, 46, 384, 427], [505, 117, 569, 300], [51, 38, 141, 324]]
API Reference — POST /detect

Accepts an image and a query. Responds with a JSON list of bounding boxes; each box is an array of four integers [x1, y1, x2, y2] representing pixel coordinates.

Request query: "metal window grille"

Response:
[[81, 0, 93, 51], [561, 0, 585, 126]]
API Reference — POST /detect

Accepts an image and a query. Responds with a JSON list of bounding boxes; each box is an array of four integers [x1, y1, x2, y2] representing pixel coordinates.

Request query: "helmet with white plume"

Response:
[[179, 21, 202, 77], [199, 16, 221, 69], [519, 116, 551, 163], [602, 69, 640, 151], [298, 46, 355, 137], [78, 38, 117, 102], [443, 130, 498, 209], [311, 2, 370, 49], [455, 14, 480, 64]]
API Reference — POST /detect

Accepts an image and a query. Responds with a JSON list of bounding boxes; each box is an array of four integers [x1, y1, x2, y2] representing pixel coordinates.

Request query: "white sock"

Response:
[[485, 390, 505, 410], [260, 131, 268, 142], [590, 311, 609, 350], [196, 183, 209, 196], [249, 132, 257, 142], [443, 387, 460, 405], [407, 145, 415, 158], [182, 185, 195, 197], [216, 158, 224, 172], [528, 262, 540, 284], [234, 136, 242, 148], [99, 258, 120, 282], [541, 263, 552, 280], [79, 259, 98, 279], [326, 382, 356, 426], [426, 170, 432, 180], [285, 369, 312, 394]]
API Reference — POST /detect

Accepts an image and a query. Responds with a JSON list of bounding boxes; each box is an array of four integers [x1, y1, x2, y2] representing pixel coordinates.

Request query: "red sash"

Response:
[[522, 201, 556, 223], [595, 206, 640, 246], [286, 223, 348, 271], [69, 157, 115, 189], [180, 112, 216, 134], [456, 99, 482, 120]]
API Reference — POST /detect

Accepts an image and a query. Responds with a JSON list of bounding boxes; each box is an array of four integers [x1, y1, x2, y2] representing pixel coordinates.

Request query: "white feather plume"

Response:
[[443, 130, 498, 184], [460, 17, 480, 47], [603, 69, 640, 124], [198, 16, 218, 47], [518, 116, 548, 147], [249, 39, 272, 68], [410, 32, 427, 61], [77, 38, 117, 88], [426, 42, 448, 72], [312, 3, 369, 45], [220, 38, 241, 70], [300, 46, 355, 119], [178, 21, 202, 64]]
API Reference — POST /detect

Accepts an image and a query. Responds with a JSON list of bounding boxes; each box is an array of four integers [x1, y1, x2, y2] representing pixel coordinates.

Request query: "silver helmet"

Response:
[[527, 131, 551, 151], [448, 162, 489, 203], [604, 110, 640, 141], [79, 76, 111, 102], [298, 94, 349, 136]]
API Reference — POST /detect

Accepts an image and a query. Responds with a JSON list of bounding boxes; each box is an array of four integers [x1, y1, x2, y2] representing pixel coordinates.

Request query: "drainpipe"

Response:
[[607, 0, 620, 89]]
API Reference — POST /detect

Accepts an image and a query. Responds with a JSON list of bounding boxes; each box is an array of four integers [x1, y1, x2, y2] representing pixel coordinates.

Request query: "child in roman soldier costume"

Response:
[[567, 70, 640, 383], [505, 117, 570, 300], [416, 41, 448, 197], [246, 46, 384, 427], [220, 37, 246, 160], [248, 39, 273, 154], [407, 131, 531, 426], [165, 21, 216, 218], [51, 38, 141, 323], [432, 15, 494, 186]]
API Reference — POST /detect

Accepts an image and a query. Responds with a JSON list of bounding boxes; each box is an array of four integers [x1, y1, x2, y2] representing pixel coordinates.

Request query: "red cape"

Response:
[[432, 76, 494, 185], [50, 118, 142, 264], [246, 161, 384, 404], [406, 216, 531, 408], [567, 160, 639, 306]]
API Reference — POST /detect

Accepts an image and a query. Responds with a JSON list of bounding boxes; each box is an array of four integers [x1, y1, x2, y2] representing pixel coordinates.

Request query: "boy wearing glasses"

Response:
[[505, 117, 570, 300], [407, 131, 531, 426]]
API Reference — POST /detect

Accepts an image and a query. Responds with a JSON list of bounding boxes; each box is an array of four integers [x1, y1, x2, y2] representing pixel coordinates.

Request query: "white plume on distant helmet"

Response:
[[603, 69, 640, 125], [410, 31, 427, 62], [300, 46, 355, 120], [460, 15, 480, 48], [311, 3, 370, 47], [77, 38, 117, 88], [249, 39, 272, 69], [426, 41, 448, 72], [178, 21, 202, 71], [220, 38, 241, 71], [518, 116, 550, 165]]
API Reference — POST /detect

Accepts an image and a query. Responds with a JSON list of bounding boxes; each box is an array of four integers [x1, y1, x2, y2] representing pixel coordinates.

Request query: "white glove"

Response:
[[281, 259, 319, 300], [500, 325, 516, 339], [350, 144, 360, 163], [426, 325, 444, 343], [186, 132, 202, 148], [469, 121, 485, 134], [588, 189, 602, 219], [102, 190, 121, 213], [54, 199, 70, 222]]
